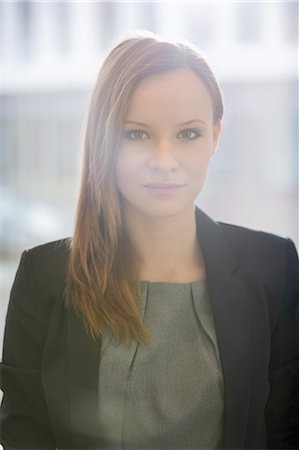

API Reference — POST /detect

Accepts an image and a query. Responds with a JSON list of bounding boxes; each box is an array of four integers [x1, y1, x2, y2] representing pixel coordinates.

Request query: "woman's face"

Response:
[[115, 67, 221, 220]]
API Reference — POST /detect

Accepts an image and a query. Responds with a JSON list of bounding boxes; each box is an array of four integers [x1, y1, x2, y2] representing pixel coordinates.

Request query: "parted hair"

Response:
[[65, 31, 224, 346]]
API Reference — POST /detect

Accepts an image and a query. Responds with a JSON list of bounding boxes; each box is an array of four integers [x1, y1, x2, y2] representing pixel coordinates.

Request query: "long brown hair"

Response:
[[65, 31, 224, 346]]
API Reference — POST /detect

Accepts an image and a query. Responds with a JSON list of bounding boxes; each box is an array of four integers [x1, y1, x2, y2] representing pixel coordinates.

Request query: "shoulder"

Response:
[[14, 238, 71, 304], [25, 237, 71, 272], [197, 208, 298, 271], [215, 222, 298, 334], [4, 239, 72, 360], [26, 237, 71, 261], [217, 221, 298, 291], [218, 221, 296, 260]]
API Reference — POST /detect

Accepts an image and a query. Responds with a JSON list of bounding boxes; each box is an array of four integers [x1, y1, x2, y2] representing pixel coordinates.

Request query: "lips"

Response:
[[143, 183, 185, 188], [142, 182, 185, 196]]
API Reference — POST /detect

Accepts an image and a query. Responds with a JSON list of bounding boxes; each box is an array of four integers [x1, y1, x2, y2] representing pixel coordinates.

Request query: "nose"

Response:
[[148, 139, 179, 172]]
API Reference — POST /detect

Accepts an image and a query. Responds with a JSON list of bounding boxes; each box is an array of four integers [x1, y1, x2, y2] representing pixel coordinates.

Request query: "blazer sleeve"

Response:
[[265, 238, 299, 449], [0, 250, 56, 449]]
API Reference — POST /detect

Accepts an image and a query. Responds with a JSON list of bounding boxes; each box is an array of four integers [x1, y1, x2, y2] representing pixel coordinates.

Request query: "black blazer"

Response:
[[1, 208, 298, 449]]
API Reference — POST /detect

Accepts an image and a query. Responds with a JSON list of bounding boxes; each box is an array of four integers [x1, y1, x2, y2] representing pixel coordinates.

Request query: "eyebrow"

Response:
[[125, 119, 206, 127]]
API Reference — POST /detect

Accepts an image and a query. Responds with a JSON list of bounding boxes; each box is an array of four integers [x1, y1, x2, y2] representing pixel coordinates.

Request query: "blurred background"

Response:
[[0, 1, 298, 351]]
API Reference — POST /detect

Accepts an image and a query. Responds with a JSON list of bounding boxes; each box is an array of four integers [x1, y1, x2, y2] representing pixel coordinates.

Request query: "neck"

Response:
[[122, 204, 205, 282]]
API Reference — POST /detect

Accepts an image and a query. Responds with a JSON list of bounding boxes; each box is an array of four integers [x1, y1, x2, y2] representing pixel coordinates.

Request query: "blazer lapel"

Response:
[[67, 306, 102, 448], [196, 208, 253, 449], [41, 294, 72, 448], [43, 290, 103, 448]]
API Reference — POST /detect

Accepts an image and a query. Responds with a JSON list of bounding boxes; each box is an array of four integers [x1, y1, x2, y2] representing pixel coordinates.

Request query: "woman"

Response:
[[1, 31, 298, 449]]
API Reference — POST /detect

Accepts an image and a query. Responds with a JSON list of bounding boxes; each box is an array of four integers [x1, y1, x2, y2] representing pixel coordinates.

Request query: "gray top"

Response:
[[98, 281, 224, 449]]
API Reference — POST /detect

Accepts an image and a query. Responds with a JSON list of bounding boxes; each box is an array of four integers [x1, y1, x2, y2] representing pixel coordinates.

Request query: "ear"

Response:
[[211, 121, 222, 156]]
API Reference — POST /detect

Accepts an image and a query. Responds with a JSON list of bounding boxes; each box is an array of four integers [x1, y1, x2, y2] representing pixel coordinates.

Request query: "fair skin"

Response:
[[115, 68, 221, 282]]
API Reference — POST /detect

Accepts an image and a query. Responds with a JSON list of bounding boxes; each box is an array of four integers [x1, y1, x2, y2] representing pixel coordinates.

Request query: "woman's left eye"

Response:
[[178, 129, 200, 140]]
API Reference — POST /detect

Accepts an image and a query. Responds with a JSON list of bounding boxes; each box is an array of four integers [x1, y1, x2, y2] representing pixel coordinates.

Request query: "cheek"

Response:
[[186, 151, 212, 176], [115, 155, 127, 192], [115, 149, 141, 190]]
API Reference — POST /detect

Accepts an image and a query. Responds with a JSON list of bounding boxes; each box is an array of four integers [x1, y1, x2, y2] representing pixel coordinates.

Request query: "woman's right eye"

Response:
[[124, 129, 150, 141]]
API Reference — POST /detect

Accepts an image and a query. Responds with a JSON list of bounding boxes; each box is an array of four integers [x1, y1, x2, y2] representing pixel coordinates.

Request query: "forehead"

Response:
[[126, 68, 214, 124]]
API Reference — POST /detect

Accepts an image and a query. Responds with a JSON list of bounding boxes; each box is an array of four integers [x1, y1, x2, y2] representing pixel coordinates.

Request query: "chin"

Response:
[[131, 202, 196, 220]]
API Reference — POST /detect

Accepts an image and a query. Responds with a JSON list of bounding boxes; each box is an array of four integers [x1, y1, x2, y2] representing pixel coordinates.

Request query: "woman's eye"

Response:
[[178, 129, 200, 140], [124, 129, 149, 141]]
